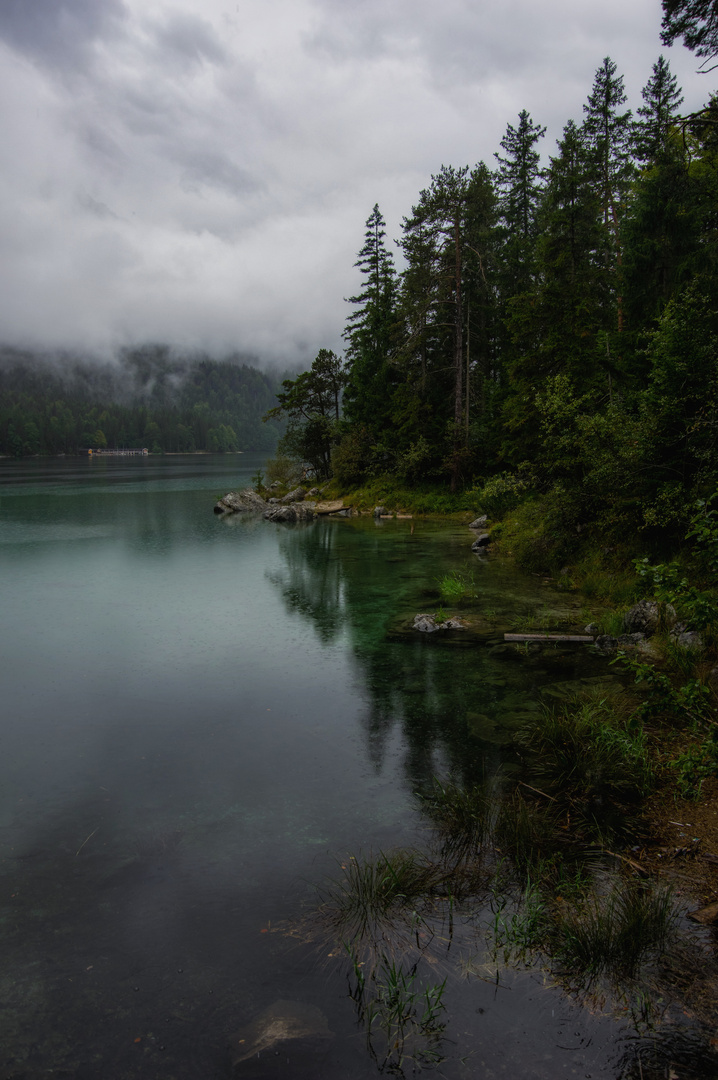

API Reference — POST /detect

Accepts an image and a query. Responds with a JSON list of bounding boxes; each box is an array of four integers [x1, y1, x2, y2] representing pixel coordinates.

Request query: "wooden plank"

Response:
[[504, 633, 595, 642]]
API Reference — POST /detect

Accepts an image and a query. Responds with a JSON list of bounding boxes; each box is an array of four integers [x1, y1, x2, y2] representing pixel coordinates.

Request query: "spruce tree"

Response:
[[661, 0, 718, 69], [494, 110, 546, 297], [342, 204, 398, 435], [581, 57, 633, 341], [634, 55, 684, 165]]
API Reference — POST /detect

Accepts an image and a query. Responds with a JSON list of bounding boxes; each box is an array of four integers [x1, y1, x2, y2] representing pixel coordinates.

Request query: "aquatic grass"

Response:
[[363, 957, 447, 1072], [438, 570, 476, 605], [494, 791, 565, 878], [515, 698, 653, 838], [552, 878, 678, 982], [318, 849, 445, 952], [417, 778, 491, 867], [489, 875, 547, 964]]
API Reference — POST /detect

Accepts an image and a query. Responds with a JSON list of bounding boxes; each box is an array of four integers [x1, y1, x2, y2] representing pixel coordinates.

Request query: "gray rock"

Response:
[[413, 613, 468, 633], [468, 515, 488, 529], [584, 623, 600, 635], [263, 502, 315, 523], [306, 487, 321, 497], [214, 488, 267, 514], [269, 480, 282, 489], [280, 486, 306, 504], [623, 599, 677, 636], [672, 629, 704, 650], [593, 635, 618, 654], [373, 505, 388, 517], [471, 532, 491, 551], [263, 505, 297, 523]]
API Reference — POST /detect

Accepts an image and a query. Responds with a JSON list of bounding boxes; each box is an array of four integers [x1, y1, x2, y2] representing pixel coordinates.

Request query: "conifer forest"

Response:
[[273, 34, 718, 570]]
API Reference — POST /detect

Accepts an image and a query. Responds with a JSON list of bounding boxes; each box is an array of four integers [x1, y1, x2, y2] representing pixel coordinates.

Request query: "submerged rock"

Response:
[[413, 613, 468, 633], [229, 999, 333, 1077]]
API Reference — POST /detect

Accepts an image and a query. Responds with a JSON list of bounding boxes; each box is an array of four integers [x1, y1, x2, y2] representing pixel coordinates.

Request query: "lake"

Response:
[[0, 455, 706, 1078]]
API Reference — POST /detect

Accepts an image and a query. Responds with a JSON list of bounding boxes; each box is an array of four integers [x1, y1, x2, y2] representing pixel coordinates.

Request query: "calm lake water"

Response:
[[0, 455, 702, 1078]]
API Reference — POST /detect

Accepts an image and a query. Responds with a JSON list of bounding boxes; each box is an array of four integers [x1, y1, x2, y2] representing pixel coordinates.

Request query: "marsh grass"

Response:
[[494, 792, 565, 877], [515, 696, 652, 840], [552, 878, 678, 983], [437, 570, 476, 605], [318, 849, 446, 962], [363, 958, 447, 1072], [417, 779, 491, 867]]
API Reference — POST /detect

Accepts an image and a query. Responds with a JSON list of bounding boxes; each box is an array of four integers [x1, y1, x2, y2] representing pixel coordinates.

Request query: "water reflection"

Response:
[[268, 515, 603, 792]]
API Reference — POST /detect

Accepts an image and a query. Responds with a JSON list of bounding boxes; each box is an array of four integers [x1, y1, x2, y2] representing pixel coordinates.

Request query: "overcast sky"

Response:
[[0, 0, 710, 366]]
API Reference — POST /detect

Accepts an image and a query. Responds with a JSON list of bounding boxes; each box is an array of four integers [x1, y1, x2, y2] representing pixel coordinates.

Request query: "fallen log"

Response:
[[504, 633, 595, 642]]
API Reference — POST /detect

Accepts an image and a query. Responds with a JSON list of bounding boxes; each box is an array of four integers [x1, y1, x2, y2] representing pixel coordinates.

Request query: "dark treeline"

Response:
[[273, 45, 718, 563], [0, 345, 286, 456]]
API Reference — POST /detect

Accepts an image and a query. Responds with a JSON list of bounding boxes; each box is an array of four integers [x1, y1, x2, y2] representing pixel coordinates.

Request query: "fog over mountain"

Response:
[[0, 0, 708, 366]]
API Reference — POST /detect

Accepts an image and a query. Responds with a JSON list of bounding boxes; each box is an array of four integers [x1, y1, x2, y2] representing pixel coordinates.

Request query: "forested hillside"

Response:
[[0, 346, 286, 456], [272, 44, 718, 566]]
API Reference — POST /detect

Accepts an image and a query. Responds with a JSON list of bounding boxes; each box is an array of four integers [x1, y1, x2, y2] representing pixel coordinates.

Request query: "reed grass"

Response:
[[552, 878, 678, 981]]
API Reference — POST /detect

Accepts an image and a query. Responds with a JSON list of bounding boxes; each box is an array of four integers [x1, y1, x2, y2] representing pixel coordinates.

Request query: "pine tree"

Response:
[[582, 58, 634, 338], [342, 204, 398, 434], [501, 121, 607, 459], [661, 0, 718, 69], [494, 110, 546, 297], [397, 163, 492, 486], [634, 55, 684, 166]]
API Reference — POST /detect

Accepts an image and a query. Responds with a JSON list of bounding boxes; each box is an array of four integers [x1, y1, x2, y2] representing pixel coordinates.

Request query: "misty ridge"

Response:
[[0, 344, 297, 456]]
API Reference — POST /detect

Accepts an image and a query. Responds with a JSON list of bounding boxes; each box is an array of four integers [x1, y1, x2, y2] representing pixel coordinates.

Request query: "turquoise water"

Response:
[[0, 455, 692, 1078]]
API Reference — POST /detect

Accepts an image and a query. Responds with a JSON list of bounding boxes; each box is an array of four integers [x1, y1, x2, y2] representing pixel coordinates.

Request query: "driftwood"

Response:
[[504, 633, 595, 642]]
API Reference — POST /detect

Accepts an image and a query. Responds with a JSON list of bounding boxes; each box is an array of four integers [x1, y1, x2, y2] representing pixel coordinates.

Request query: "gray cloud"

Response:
[[0, 0, 127, 70], [0, 0, 710, 365]]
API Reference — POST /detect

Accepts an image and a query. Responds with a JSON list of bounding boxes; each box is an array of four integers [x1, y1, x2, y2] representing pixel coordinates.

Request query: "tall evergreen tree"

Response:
[[502, 121, 607, 459], [342, 204, 398, 434], [398, 165, 486, 487], [494, 110, 546, 297], [634, 55, 684, 165], [582, 57, 633, 340]]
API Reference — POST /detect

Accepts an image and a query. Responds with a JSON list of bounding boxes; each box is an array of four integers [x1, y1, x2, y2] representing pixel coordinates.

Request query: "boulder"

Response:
[[214, 488, 267, 514], [672, 628, 704, 650], [593, 632, 646, 654], [280, 486, 306, 504], [314, 500, 345, 515], [623, 599, 677, 636], [373, 505, 388, 517], [263, 503, 316, 523], [468, 515, 488, 529], [471, 532, 491, 551]]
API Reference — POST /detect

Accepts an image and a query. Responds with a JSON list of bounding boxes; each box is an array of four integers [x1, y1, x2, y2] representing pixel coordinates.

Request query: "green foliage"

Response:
[[476, 471, 532, 517], [672, 735, 718, 797], [264, 348, 346, 479]]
